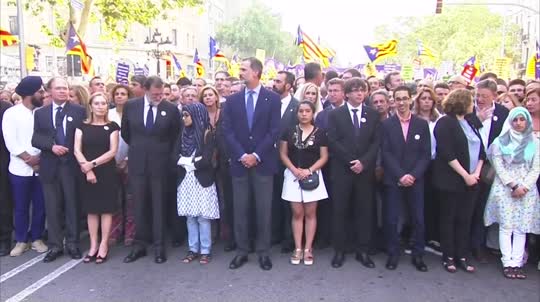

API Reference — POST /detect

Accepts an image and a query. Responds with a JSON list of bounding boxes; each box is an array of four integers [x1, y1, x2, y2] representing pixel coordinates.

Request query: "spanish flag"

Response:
[[0, 29, 18, 47]]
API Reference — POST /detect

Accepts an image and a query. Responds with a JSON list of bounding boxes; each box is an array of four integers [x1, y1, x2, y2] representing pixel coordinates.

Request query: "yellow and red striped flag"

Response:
[[1, 29, 18, 47]]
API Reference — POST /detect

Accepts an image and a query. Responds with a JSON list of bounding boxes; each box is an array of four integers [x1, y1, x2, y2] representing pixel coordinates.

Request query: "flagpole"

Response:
[[16, 0, 27, 78]]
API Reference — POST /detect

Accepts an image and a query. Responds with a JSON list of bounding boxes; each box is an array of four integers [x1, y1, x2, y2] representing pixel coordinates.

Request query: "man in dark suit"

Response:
[[121, 76, 181, 264], [222, 57, 281, 271], [381, 85, 431, 271], [32, 77, 86, 262], [0, 100, 13, 256], [327, 77, 380, 268], [271, 71, 298, 253], [467, 79, 509, 262]]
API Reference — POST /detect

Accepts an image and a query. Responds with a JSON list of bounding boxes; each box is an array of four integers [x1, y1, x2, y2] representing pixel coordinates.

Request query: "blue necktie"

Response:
[[146, 104, 154, 131], [246, 90, 255, 130], [351, 109, 360, 135], [55, 106, 66, 145]]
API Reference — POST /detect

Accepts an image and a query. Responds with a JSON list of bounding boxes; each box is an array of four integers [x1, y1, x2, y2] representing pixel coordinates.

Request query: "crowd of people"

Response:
[[0, 58, 539, 280]]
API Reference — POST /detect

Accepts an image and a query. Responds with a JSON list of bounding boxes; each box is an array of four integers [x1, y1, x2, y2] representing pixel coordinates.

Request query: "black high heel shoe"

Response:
[[96, 254, 108, 264], [83, 253, 97, 263]]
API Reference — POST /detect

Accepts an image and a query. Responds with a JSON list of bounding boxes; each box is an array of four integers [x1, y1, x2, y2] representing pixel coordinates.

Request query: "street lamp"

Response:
[[144, 28, 172, 76]]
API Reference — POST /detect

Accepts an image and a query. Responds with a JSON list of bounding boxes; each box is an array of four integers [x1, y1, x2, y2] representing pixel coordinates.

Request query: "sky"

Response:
[[265, 0, 436, 65]]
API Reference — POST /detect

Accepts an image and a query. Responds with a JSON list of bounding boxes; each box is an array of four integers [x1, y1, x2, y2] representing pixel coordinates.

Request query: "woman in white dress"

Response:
[[280, 101, 329, 266], [484, 107, 540, 279]]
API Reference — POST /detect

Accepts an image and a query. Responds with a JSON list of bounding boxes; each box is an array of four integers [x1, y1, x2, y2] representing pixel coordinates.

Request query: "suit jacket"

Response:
[[315, 104, 336, 130], [0, 101, 12, 191], [221, 86, 281, 177], [467, 103, 509, 147], [327, 104, 380, 176], [432, 115, 486, 192], [279, 96, 299, 137], [174, 130, 216, 188], [121, 97, 181, 176], [32, 102, 86, 182], [381, 114, 431, 186]]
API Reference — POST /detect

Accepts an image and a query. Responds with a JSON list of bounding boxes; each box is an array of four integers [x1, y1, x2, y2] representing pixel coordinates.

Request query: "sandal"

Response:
[[513, 267, 526, 280], [199, 254, 212, 265], [503, 267, 515, 279], [182, 251, 199, 263], [442, 257, 457, 273], [95, 254, 108, 264], [457, 258, 476, 273], [83, 253, 97, 263], [290, 249, 302, 265], [303, 249, 314, 266]]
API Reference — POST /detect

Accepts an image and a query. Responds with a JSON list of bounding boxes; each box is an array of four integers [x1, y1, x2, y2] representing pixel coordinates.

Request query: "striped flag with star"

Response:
[[416, 40, 436, 60], [66, 23, 92, 74], [296, 26, 330, 67], [0, 29, 18, 47], [363, 39, 398, 62], [193, 48, 205, 77]]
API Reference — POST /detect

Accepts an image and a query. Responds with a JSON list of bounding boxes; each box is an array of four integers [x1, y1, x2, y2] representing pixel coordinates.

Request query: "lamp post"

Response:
[[144, 28, 172, 76]]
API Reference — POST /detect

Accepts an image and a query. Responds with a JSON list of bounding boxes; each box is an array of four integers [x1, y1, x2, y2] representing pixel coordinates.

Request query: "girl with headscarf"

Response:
[[175, 103, 220, 265], [484, 107, 540, 280]]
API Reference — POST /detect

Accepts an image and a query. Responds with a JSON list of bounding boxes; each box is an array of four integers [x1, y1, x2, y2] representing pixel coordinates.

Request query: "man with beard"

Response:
[[271, 71, 299, 253], [2, 76, 49, 257]]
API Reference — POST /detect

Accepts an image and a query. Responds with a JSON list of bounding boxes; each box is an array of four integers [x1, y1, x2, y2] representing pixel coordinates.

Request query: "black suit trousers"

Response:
[[0, 168, 12, 243], [332, 171, 374, 253], [131, 174, 166, 250]]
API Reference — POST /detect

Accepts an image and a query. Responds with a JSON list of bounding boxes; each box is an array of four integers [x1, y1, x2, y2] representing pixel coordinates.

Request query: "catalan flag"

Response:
[[296, 26, 330, 67], [416, 40, 436, 60], [363, 39, 398, 62], [66, 23, 92, 74], [171, 52, 186, 78], [0, 29, 18, 47], [193, 48, 205, 77]]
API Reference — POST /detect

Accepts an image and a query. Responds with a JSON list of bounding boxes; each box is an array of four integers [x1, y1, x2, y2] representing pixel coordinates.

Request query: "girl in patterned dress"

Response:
[[175, 103, 220, 264], [484, 107, 540, 279]]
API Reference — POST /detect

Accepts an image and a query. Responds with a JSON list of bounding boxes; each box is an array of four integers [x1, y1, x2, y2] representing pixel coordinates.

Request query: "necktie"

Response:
[[55, 106, 66, 145], [351, 108, 360, 131], [146, 104, 154, 131], [246, 90, 255, 129]]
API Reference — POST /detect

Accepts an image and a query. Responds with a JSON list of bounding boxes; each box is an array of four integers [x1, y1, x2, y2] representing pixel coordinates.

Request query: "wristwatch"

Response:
[[92, 161, 97, 167]]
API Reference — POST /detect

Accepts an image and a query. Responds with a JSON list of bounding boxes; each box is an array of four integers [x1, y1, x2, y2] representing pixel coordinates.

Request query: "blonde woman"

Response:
[[69, 85, 90, 108], [298, 83, 323, 118], [497, 93, 521, 111]]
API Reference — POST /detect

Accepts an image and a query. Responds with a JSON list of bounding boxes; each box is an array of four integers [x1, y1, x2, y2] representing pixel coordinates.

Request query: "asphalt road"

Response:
[[1, 241, 539, 302]]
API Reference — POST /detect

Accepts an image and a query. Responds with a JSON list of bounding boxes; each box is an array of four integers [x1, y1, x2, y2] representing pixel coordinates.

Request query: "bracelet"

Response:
[[511, 184, 519, 192]]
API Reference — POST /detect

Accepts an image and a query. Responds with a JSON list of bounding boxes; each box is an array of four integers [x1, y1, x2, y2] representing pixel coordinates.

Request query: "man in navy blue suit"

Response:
[[381, 85, 431, 272], [222, 57, 281, 271]]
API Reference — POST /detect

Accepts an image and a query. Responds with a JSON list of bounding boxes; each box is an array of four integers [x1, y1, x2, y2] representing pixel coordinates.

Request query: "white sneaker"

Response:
[[10, 242, 29, 257], [31, 240, 49, 253]]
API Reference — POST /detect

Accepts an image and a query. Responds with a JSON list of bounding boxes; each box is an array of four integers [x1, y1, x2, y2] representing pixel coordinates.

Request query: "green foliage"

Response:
[[216, 2, 300, 63], [372, 6, 521, 69]]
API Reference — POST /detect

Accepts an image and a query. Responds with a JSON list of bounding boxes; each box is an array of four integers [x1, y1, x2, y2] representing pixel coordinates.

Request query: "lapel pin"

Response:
[[104, 126, 109, 131], [493, 115, 498, 122], [414, 134, 420, 140], [361, 117, 367, 123], [161, 111, 166, 116], [67, 116, 73, 122]]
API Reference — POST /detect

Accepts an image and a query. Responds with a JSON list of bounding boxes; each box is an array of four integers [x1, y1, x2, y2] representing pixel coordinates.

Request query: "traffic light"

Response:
[[436, 0, 443, 14]]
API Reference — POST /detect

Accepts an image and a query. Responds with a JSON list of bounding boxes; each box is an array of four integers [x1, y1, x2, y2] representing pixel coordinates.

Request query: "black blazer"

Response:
[[327, 104, 380, 175], [279, 96, 299, 137], [31, 102, 86, 182], [0, 101, 12, 192], [381, 115, 431, 186], [174, 130, 216, 188], [432, 115, 486, 192], [467, 103, 509, 147], [121, 97, 181, 176]]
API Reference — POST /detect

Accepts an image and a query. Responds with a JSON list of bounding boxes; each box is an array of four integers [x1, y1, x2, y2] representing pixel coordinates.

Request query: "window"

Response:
[[172, 29, 178, 46], [45, 56, 53, 73], [9, 16, 18, 35]]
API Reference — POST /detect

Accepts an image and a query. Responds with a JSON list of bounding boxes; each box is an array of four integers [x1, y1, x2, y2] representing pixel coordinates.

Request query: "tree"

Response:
[[372, 6, 520, 70], [215, 2, 300, 63], [9, 0, 202, 47]]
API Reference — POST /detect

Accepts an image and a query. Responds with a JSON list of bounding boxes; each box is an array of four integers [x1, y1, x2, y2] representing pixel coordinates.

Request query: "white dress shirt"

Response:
[[280, 94, 292, 118], [52, 101, 67, 135], [244, 84, 262, 109], [476, 102, 495, 150], [346, 102, 363, 128], [143, 95, 157, 126], [2, 104, 41, 176]]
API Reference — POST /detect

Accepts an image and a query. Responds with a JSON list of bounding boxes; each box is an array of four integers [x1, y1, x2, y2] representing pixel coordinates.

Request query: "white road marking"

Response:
[[0, 254, 46, 283], [5, 254, 85, 302]]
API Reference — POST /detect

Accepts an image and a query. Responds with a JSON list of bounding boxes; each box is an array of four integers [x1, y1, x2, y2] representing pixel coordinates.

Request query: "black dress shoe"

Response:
[[224, 242, 236, 252], [123, 249, 147, 263], [412, 256, 428, 272], [229, 255, 248, 269], [67, 247, 82, 259], [258, 256, 272, 271], [155, 251, 167, 264], [331, 252, 345, 268], [43, 249, 64, 263], [355, 252, 375, 268], [386, 255, 399, 270], [0, 241, 11, 257]]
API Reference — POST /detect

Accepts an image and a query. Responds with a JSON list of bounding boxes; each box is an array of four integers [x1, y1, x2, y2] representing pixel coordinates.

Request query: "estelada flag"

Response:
[[66, 23, 92, 74], [1, 29, 18, 47]]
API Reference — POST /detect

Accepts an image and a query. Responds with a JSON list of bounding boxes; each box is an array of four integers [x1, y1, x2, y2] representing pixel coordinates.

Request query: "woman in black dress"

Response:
[[74, 92, 119, 264]]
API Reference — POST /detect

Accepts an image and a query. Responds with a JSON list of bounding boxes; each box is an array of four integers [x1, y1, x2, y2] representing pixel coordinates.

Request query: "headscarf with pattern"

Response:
[[181, 103, 210, 157]]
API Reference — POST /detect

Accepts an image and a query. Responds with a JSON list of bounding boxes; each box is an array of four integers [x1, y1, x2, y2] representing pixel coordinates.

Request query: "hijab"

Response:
[[488, 107, 537, 166], [181, 103, 210, 157]]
